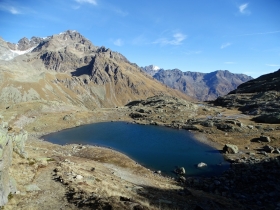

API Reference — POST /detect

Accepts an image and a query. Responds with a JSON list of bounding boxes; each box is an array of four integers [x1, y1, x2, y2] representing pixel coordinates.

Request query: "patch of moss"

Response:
[[8, 193, 13, 200], [46, 158, 55, 162]]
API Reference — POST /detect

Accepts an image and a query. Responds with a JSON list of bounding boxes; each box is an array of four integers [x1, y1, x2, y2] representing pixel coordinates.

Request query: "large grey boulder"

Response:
[[0, 127, 13, 206], [0, 124, 28, 206], [223, 144, 239, 154]]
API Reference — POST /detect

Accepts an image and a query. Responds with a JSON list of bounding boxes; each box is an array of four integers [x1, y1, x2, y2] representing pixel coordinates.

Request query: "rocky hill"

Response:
[[0, 30, 191, 109], [141, 66, 253, 101], [214, 69, 280, 123]]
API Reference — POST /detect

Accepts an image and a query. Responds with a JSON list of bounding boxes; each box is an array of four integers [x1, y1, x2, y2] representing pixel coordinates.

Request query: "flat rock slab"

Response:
[[25, 184, 41, 192]]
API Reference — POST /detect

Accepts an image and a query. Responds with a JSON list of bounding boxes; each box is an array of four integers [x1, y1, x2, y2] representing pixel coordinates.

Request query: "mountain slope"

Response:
[[0, 30, 191, 109], [214, 69, 280, 123], [141, 66, 253, 101]]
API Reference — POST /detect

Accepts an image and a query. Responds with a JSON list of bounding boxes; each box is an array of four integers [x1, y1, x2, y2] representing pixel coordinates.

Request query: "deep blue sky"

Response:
[[1, 0, 279, 78]]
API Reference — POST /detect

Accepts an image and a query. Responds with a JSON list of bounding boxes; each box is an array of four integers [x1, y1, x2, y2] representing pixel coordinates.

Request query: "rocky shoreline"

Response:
[[0, 95, 280, 209]]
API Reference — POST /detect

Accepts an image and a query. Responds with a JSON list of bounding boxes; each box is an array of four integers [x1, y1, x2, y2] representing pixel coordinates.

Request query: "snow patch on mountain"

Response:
[[10, 46, 37, 56]]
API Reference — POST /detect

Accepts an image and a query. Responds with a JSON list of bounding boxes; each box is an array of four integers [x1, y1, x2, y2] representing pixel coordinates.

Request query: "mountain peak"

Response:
[[141, 65, 162, 76]]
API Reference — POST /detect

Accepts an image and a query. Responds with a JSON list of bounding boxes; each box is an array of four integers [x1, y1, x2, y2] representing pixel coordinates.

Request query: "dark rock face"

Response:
[[214, 69, 280, 123], [142, 67, 253, 101]]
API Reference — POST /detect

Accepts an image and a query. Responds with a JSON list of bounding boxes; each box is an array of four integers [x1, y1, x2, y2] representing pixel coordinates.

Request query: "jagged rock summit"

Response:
[[141, 66, 253, 101], [0, 30, 190, 109]]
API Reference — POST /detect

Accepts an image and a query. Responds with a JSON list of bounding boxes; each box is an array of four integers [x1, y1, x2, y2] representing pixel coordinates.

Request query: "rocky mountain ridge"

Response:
[[214, 69, 280, 123], [141, 65, 253, 101], [0, 30, 190, 109]]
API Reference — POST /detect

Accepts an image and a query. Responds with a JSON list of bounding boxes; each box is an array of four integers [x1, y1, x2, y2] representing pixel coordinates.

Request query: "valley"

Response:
[[0, 30, 279, 210]]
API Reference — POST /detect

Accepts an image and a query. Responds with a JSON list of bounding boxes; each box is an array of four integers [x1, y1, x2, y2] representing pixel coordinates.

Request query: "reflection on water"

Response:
[[43, 122, 229, 177]]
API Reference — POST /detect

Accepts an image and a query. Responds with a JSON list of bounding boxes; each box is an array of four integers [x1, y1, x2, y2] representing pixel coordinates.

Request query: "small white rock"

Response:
[[197, 162, 207, 168], [76, 175, 83, 180]]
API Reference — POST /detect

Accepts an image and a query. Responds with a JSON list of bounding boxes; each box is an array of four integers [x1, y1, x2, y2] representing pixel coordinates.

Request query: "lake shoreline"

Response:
[[42, 121, 228, 177]]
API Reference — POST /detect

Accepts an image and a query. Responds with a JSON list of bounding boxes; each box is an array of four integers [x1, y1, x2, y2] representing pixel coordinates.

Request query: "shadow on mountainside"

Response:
[[71, 65, 91, 77], [71, 59, 95, 77]]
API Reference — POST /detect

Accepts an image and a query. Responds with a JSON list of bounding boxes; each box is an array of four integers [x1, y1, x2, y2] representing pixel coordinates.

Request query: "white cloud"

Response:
[[240, 30, 280, 36], [113, 39, 124, 46], [0, 4, 21, 14], [266, 64, 280, 67], [221, 43, 232, 49], [153, 33, 187, 46], [9, 6, 20, 14], [239, 3, 250, 15], [75, 0, 97, 5]]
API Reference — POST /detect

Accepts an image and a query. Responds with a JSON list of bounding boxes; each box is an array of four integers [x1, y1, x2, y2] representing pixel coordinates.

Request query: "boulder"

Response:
[[201, 121, 214, 127], [178, 176, 186, 183], [174, 167, 185, 175], [0, 125, 27, 206], [263, 145, 274, 153], [260, 135, 271, 142], [25, 184, 41, 192], [254, 112, 280, 124], [216, 123, 235, 132], [63, 115, 71, 121], [129, 112, 146, 119], [197, 162, 207, 168], [223, 144, 239, 154], [75, 175, 83, 180]]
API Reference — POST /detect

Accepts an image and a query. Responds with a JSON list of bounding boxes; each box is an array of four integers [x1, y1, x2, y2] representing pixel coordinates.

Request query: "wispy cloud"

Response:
[[75, 0, 97, 5], [113, 39, 124, 46], [240, 30, 280, 36], [225, 62, 236, 64], [184, 50, 202, 55], [111, 6, 128, 17], [239, 3, 250, 15], [221, 43, 232, 49], [153, 33, 187, 46], [72, 5, 80, 10], [266, 64, 280, 67], [0, 3, 21, 14], [131, 35, 148, 46]]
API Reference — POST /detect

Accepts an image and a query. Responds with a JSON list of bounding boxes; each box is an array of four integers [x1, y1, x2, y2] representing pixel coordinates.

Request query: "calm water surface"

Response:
[[43, 122, 229, 177]]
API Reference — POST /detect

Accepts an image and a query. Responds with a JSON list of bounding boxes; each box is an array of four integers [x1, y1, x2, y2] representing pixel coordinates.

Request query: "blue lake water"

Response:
[[43, 122, 229, 177]]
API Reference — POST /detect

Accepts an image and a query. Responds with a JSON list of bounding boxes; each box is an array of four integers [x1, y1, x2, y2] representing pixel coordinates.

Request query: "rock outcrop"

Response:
[[141, 66, 253, 101], [214, 69, 280, 123], [0, 123, 27, 206]]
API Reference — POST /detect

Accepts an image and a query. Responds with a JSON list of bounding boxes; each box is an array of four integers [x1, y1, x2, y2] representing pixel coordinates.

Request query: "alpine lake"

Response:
[[43, 121, 229, 177]]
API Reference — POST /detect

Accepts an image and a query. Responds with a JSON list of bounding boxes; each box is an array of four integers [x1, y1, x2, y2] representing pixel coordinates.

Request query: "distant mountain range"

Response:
[[141, 65, 253, 101], [0, 30, 189, 109]]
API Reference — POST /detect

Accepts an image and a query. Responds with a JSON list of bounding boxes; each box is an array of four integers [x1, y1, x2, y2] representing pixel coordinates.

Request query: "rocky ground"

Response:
[[1, 95, 280, 209]]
